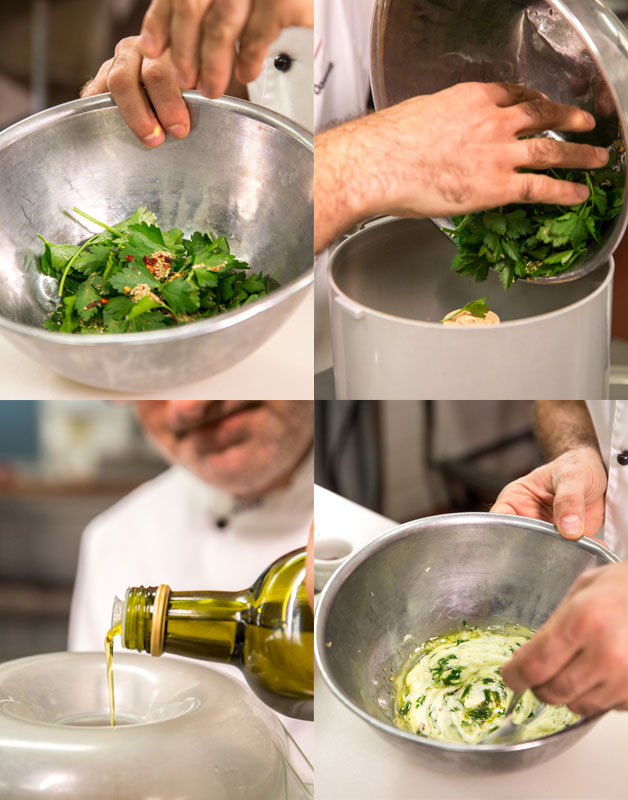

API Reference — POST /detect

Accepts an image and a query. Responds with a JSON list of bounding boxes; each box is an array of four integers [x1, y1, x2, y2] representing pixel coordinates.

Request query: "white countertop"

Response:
[[0, 288, 312, 399], [313, 488, 628, 800]]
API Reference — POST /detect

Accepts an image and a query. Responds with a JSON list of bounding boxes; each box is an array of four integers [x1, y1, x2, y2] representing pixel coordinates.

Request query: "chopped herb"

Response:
[[441, 668, 463, 686], [36, 206, 279, 334], [462, 620, 467, 627], [400, 701, 411, 716], [416, 695, 426, 707], [467, 702, 492, 721], [446, 147, 625, 289]]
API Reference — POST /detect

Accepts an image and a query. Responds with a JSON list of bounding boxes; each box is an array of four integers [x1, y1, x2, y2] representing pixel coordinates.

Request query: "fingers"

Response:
[[81, 58, 114, 97], [106, 38, 189, 148], [169, 0, 210, 87], [505, 97, 596, 136], [529, 647, 601, 708], [567, 677, 627, 716], [199, 0, 252, 97], [511, 138, 608, 171], [509, 172, 590, 206], [107, 41, 165, 147], [485, 82, 548, 107], [489, 499, 519, 516], [141, 53, 191, 141], [140, 0, 173, 59], [237, 3, 281, 85], [501, 605, 581, 692], [551, 472, 590, 538]]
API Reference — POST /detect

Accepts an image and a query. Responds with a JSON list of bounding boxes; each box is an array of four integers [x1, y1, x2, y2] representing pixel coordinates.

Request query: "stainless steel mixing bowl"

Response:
[[370, 0, 628, 283], [315, 512, 620, 774], [0, 93, 312, 391]]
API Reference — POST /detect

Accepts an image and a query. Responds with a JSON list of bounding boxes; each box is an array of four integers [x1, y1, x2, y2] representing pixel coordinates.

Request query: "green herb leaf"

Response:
[[109, 263, 159, 292], [441, 297, 490, 323], [161, 277, 200, 314]]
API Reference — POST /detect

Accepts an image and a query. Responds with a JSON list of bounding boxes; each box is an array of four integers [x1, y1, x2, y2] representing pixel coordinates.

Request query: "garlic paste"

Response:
[[394, 623, 578, 744]]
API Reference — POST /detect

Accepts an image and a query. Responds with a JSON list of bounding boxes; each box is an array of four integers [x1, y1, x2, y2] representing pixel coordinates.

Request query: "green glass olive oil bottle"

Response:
[[110, 548, 313, 720]]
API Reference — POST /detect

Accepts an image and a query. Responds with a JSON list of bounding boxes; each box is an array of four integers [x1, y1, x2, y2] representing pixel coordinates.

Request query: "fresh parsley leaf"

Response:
[[449, 151, 625, 288], [109, 263, 159, 292], [161, 277, 200, 314], [127, 311, 170, 332], [127, 296, 165, 321], [441, 297, 490, 323], [36, 207, 278, 333], [75, 277, 102, 321]]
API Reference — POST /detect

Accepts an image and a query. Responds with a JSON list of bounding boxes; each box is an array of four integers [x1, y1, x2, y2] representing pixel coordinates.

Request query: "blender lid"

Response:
[[369, 0, 628, 282]]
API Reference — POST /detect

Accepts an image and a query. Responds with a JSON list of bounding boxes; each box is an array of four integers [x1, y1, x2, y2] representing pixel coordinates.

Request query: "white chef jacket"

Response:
[[587, 400, 628, 558], [68, 450, 313, 756], [314, 0, 376, 373], [248, 26, 314, 132]]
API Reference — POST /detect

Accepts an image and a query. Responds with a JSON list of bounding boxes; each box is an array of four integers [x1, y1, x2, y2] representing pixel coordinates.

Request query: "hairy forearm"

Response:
[[315, 119, 375, 254], [314, 112, 412, 254], [534, 401, 601, 461]]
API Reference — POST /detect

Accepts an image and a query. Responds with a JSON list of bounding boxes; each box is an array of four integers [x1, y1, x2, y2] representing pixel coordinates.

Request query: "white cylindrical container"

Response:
[[329, 218, 613, 399], [0, 652, 312, 800]]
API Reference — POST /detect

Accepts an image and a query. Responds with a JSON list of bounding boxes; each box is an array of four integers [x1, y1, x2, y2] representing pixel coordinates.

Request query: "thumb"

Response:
[[490, 499, 518, 516], [552, 473, 587, 539]]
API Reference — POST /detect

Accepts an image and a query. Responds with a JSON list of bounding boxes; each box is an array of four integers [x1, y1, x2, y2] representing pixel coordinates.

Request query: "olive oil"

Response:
[[105, 622, 121, 727], [110, 548, 313, 719]]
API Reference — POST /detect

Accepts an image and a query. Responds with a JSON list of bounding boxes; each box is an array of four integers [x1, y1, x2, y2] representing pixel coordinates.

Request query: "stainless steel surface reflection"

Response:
[[315, 513, 619, 774], [370, 0, 628, 283], [0, 93, 313, 391]]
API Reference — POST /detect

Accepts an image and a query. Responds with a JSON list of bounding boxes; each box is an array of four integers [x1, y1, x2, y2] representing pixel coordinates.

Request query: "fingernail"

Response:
[[167, 124, 188, 139], [560, 514, 583, 535], [575, 183, 590, 201], [142, 124, 165, 147], [595, 146, 609, 162], [583, 111, 595, 126]]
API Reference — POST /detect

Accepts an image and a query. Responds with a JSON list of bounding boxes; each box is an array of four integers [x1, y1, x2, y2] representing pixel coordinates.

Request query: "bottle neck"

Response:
[[120, 586, 251, 665]]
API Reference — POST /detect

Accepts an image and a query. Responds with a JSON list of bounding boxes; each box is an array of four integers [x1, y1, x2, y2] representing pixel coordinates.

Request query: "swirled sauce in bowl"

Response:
[[394, 623, 578, 744]]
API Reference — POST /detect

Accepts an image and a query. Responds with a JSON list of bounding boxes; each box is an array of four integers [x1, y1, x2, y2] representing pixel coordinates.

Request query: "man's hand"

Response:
[[502, 560, 628, 716], [315, 82, 609, 253], [81, 37, 190, 148], [140, 0, 313, 97], [491, 446, 607, 539]]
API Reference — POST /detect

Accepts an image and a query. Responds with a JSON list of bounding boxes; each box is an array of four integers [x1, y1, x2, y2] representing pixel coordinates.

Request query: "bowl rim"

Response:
[[328, 216, 615, 330], [314, 511, 618, 753], [0, 92, 313, 346]]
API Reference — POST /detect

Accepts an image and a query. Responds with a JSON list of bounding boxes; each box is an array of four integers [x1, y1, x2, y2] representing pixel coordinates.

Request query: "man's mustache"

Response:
[[171, 401, 262, 439]]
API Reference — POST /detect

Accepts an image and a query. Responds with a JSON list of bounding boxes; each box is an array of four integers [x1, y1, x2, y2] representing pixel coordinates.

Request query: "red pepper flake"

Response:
[[126, 254, 135, 262], [101, 297, 109, 304]]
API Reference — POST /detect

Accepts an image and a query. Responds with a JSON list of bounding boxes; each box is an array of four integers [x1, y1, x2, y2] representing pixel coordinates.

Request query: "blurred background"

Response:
[[0, 401, 166, 662], [315, 401, 542, 521], [0, 0, 150, 130]]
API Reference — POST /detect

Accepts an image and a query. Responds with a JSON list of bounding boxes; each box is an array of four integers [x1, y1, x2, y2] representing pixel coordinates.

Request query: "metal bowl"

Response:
[[315, 512, 620, 774], [370, 0, 628, 283], [0, 92, 312, 391]]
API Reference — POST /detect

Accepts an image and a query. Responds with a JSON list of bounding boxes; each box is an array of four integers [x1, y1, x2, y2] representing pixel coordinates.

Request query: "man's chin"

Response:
[[182, 441, 266, 495]]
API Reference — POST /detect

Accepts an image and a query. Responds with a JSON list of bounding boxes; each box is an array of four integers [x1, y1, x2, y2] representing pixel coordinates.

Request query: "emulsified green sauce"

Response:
[[394, 623, 579, 744]]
